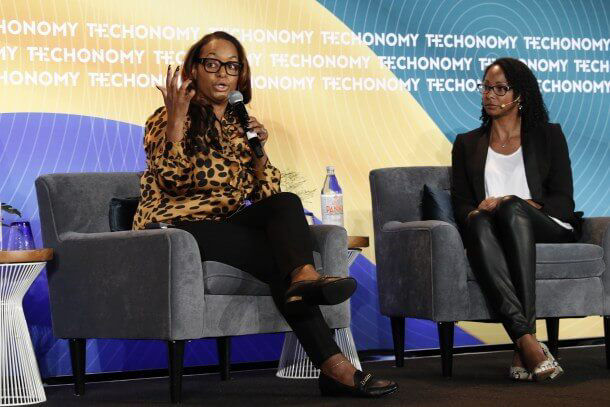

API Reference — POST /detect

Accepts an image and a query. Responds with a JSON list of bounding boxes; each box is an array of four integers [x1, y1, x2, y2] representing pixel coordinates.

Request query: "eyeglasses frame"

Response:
[[477, 83, 513, 96], [196, 57, 243, 76]]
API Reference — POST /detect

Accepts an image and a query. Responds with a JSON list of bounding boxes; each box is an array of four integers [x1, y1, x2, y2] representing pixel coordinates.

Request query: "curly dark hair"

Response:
[[480, 57, 549, 131]]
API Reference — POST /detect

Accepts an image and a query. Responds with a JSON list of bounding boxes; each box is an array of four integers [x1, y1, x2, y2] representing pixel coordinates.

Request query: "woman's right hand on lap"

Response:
[[478, 197, 500, 211], [156, 65, 195, 141]]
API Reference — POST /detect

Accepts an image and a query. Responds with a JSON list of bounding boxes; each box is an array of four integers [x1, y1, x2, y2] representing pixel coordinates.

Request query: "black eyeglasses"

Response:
[[196, 58, 242, 76], [477, 83, 512, 96]]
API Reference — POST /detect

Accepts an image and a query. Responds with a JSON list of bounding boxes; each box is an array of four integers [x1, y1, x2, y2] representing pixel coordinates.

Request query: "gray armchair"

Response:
[[35, 172, 349, 403], [370, 166, 610, 376]]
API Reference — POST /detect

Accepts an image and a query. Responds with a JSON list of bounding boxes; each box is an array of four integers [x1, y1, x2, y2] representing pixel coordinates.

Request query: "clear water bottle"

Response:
[[321, 166, 344, 227]]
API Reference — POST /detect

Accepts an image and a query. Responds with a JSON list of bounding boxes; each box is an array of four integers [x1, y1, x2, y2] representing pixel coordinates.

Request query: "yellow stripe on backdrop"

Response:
[[3, 0, 602, 343], [459, 317, 604, 345]]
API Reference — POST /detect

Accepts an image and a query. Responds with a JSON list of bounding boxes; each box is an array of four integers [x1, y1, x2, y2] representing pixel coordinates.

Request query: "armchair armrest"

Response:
[[48, 228, 204, 340], [375, 220, 469, 321], [580, 217, 610, 248], [580, 217, 610, 314], [308, 224, 348, 278]]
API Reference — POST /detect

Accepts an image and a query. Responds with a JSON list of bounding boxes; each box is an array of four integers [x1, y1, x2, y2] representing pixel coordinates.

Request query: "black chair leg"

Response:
[[168, 340, 185, 404], [546, 318, 559, 358], [216, 337, 231, 380], [604, 316, 610, 369], [438, 322, 455, 377], [390, 317, 405, 367], [68, 338, 86, 396]]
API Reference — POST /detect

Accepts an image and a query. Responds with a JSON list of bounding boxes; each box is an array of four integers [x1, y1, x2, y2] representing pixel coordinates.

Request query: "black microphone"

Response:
[[228, 90, 264, 158], [500, 95, 521, 109]]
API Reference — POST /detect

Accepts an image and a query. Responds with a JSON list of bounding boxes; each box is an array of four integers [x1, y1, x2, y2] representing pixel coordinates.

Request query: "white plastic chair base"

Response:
[[0, 262, 46, 406], [276, 328, 362, 379]]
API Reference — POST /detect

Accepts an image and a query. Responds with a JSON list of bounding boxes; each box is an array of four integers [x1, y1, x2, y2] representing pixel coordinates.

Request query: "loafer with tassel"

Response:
[[319, 370, 398, 398]]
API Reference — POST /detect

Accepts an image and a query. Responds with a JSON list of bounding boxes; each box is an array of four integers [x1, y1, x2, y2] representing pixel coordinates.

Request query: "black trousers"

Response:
[[465, 195, 575, 342], [174, 192, 341, 366]]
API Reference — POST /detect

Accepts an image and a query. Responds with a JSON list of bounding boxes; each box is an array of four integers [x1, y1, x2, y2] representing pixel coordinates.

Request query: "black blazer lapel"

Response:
[[473, 131, 489, 202], [521, 129, 543, 201]]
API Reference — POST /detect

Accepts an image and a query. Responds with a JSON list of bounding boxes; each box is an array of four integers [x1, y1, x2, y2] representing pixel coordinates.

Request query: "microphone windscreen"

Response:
[[228, 90, 243, 105]]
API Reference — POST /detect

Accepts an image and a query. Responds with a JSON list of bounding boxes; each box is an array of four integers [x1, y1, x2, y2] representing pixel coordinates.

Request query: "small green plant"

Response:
[[282, 171, 316, 204], [1, 203, 22, 227]]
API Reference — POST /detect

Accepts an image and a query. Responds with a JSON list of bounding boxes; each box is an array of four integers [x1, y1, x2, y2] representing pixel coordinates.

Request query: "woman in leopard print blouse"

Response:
[[133, 31, 397, 398]]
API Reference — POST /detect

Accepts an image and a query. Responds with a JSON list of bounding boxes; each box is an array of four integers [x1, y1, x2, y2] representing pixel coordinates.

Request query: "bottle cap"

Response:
[[326, 166, 335, 173]]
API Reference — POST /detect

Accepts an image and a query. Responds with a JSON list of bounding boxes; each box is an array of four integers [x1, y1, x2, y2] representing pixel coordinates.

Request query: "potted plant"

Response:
[[1, 203, 22, 226], [281, 171, 317, 224]]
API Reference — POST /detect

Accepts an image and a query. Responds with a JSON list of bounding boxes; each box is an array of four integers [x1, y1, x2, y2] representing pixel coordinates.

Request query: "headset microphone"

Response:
[[500, 95, 521, 109]]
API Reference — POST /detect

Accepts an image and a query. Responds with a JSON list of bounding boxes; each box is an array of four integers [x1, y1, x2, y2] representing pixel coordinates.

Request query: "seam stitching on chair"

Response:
[[166, 232, 173, 340], [41, 179, 62, 244], [536, 275, 604, 280], [204, 274, 266, 282], [426, 227, 435, 320], [537, 258, 603, 264]]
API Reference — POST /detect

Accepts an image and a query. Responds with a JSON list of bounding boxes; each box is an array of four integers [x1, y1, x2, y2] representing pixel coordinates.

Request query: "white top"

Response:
[[485, 147, 573, 230]]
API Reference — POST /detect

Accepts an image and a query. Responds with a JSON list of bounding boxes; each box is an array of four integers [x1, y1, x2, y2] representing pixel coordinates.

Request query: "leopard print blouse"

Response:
[[132, 106, 281, 230]]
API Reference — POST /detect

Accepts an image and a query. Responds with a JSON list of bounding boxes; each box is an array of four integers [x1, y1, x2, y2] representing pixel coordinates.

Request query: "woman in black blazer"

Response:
[[451, 58, 582, 381]]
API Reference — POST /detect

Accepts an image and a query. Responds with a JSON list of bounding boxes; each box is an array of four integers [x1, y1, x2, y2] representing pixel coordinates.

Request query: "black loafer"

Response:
[[319, 370, 398, 398], [285, 276, 357, 306]]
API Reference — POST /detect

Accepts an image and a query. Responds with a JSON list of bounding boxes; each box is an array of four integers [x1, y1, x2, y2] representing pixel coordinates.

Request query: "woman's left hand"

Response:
[[478, 197, 500, 211], [248, 116, 269, 146]]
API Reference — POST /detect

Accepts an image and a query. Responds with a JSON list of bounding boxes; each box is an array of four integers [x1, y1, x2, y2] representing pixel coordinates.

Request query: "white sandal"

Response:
[[539, 342, 564, 380], [509, 364, 533, 381], [509, 350, 533, 381]]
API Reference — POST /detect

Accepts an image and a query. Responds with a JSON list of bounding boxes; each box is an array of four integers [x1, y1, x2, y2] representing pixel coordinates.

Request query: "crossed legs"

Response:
[[465, 196, 575, 373]]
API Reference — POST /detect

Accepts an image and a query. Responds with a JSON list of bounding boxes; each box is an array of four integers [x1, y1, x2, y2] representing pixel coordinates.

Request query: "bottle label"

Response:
[[321, 194, 344, 227]]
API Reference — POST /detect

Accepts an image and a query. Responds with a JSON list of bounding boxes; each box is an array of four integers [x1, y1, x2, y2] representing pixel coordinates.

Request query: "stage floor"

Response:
[[43, 345, 610, 406]]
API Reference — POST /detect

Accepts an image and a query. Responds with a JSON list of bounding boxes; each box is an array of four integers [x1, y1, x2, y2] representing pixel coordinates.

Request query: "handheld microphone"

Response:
[[228, 90, 264, 158], [500, 95, 521, 109]]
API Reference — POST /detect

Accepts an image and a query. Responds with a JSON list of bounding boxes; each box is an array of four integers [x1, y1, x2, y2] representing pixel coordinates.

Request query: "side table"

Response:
[[0, 249, 52, 406], [276, 236, 368, 379]]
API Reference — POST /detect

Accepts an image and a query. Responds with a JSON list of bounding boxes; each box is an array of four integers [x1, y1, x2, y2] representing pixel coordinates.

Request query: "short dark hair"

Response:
[[480, 57, 549, 131]]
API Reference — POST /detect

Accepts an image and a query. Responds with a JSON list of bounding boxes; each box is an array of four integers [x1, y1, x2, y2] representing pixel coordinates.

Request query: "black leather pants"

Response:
[[465, 195, 575, 342]]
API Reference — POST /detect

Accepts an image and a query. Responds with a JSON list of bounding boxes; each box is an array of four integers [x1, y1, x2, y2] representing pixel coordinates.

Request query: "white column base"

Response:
[[0, 262, 46, 406]]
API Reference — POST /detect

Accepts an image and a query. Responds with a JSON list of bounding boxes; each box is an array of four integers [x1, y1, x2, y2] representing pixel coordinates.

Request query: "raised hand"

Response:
[[155, 65, 195, 141]]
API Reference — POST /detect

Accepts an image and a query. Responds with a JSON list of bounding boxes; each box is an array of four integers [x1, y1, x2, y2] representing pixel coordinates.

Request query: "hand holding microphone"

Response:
[[228, 90, 266, 158]]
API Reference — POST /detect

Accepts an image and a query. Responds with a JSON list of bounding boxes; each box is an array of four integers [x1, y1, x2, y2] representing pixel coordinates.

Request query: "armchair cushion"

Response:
[[203, 262, 271, 296], [203, 252, 323, 296], [421, 184, 456, 227], [466, 243, 604, 281]]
